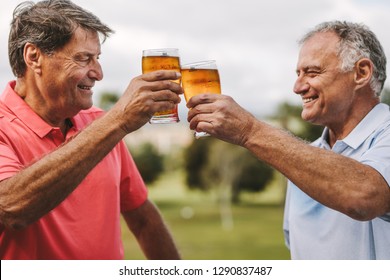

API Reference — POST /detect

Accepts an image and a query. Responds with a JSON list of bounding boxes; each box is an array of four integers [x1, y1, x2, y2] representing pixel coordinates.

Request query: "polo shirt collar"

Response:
[[319, 103, 390, 150], [2, 81, 58, 138]]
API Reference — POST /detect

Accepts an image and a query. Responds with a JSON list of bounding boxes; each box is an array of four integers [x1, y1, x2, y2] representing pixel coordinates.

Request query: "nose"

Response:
[[89, 59, 104, 81], [293, 73, 310, 95]]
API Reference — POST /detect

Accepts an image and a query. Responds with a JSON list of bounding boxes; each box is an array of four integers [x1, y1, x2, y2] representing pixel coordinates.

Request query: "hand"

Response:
[[111, 70, 183, 133], [187, 93, 256, 146]]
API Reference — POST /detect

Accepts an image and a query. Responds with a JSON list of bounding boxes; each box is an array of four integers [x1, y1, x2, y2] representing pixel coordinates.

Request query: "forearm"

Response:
[[124, 200, 181, 260], [135, 222, 181, 260], [0, 110, 127, 229], [243, 120, 390, 220]]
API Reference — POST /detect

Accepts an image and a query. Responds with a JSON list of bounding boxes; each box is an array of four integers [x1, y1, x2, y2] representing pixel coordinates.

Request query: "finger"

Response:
[[187, 101, 218, 123], [188, 113, 215, 134], [153, 100, 178, 113], [142, 80, 183, 95], [142, 70, 181, 82], [186, 93, 218, 108], [196, 122, 214, 134], [151, 89, 182, 104]]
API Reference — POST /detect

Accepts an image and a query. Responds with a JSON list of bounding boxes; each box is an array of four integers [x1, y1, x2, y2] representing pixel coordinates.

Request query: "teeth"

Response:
[[303, 97, 315, 103], [78, 85, 92, 90]]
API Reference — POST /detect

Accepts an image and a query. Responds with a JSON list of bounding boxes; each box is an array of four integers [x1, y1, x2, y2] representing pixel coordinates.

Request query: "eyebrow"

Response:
[[76, 50, 101, 56], [73, 51, 101, 59], [296, 65, 322, 72]]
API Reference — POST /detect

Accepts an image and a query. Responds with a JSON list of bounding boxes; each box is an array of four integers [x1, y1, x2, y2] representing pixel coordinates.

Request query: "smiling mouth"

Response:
[[302, 96, 318, 104], [77, 85, 93, 91]]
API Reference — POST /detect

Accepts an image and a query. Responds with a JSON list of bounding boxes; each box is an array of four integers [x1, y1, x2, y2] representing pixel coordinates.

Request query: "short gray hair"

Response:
[[299, 21, 387, 96], [8, 0, 114, 77]]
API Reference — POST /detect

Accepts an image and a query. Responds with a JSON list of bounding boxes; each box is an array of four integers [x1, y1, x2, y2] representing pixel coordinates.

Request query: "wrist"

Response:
[[94, 110, 129, 140], [241, 119, 264, 151]]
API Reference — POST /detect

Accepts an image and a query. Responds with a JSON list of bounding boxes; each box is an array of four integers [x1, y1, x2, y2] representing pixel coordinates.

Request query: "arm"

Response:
[[0, 71, 182, 230], [187, 94, 390, 221], [123, 199, 180, 260]]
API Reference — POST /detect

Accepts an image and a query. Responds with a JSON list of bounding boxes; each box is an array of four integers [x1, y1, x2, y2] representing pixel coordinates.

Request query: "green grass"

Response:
[[121, 170, 291, 260]]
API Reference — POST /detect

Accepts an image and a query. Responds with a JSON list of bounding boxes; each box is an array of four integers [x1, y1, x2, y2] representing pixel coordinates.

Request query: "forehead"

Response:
[[297, 32, 340, 68], [57, 27, 101, 55]]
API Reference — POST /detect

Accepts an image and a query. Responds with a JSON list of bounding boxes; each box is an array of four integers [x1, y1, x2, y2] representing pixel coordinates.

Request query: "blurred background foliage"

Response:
[[98, 88, 390, 259], [131, 142, 164, 184]]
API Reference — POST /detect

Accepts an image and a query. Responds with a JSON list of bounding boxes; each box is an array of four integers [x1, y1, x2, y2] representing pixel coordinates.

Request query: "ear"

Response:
[[354, 58, 373, 90], [24, 43, 42, 75]]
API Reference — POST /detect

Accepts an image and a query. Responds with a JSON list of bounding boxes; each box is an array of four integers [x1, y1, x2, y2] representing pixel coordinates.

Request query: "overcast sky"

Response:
[[1, 0, 390, 120]]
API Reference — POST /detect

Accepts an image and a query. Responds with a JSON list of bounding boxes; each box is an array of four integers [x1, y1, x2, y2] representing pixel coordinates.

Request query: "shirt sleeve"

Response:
[[118, 140, 148, 212], [0, 140, 23, 182], [283, 182, 292, 250], [360, 126, 390, 187], [360, 126, 390, 222]]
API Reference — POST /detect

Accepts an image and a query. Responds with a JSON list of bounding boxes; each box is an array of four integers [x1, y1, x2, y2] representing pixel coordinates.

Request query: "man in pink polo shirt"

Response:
[[0, 0, 182, 259]]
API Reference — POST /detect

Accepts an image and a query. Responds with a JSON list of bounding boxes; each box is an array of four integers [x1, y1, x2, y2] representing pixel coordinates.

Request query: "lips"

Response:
[[302, 95, 318, 104], [77, 85, 92, 90]]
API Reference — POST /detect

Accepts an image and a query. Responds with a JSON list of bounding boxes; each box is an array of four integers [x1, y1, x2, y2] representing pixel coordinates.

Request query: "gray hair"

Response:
[[8, 0, 114, 77], [299, 21, 387, 96]]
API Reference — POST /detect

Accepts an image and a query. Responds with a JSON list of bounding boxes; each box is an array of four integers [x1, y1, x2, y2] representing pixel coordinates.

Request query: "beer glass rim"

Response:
[[181, 60, 217, 69], [142, 48, 179, 57]]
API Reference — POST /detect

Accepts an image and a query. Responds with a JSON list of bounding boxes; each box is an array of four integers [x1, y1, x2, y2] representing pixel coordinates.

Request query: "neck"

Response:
[[327, 99, 379, 147], [14, 78, 73, 136]]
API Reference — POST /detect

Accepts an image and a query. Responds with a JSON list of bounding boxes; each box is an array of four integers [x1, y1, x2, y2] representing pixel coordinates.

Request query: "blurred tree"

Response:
[[231, 151, 274, 203], [381, 88, 390, 106], [271, 102, 323, 142], [183, 137, 213, 191], [183, 138, 274, 203], [99, 91, 119, 111], [183, 139, 274, 230], [131, 142, 164, 184]]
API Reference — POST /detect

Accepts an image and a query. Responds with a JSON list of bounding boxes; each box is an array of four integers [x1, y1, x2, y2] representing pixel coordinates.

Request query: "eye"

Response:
[[306, 70, 320, 77], [79, 57, 91, 63], [74, 54, 92, 66], [303, 66, 322, 78]]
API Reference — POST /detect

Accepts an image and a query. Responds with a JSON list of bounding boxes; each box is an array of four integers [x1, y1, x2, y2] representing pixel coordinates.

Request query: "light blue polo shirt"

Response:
[[283, 103, 390, 259]]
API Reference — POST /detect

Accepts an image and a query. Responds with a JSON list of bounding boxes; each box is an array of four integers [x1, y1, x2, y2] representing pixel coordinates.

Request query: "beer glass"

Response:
[[142, 48, 181, 124], [181, 60, 221, 138]]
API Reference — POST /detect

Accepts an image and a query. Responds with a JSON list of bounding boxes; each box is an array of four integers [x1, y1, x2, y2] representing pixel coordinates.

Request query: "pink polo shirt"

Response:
[[0, 81, 148, 259]]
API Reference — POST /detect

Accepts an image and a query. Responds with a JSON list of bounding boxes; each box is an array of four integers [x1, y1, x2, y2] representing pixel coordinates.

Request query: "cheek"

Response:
[[320, 91, 353, 118], [61, 61, 86, 82]]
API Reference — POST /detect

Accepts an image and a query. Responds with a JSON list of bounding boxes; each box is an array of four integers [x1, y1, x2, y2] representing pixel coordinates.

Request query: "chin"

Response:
[[73, 103, 93, 113], [301, 111, 310, 121], [82, 103, 94, 110], [80, 98, 94, 109], [301, 112, 317, 124]]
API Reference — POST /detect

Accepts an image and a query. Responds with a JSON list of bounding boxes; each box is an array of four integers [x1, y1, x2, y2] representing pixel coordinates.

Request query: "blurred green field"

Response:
[[121, 170, 291, 260]]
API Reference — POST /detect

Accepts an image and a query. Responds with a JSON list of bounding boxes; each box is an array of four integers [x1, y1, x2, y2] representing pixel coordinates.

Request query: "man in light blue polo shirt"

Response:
[[187, 21, 390, 259], [284, 102, 390, 259]]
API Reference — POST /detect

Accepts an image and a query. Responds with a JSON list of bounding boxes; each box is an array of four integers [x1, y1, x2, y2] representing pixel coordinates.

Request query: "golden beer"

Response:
[[142, 49, 180, 123], [142, 56, 181, 74], [181, 68, 221, 102], [181, 60, 221, 138]]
